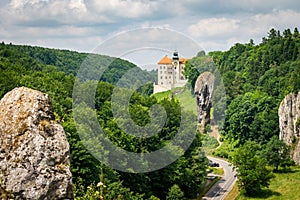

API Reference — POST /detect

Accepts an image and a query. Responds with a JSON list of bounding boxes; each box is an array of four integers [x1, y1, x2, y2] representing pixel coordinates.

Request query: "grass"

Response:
[[225, 183, 239, 200], [175, 87, 197, 115], [228, 166, 300, 200], [208, 166, 224, 175], [152, 90, 172, 101], [152, 86, 197, 115]]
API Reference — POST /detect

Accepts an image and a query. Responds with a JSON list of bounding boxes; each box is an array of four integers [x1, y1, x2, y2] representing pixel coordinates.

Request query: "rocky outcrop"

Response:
[[0, 87, 73, 199], [279, 92, 300, 164], [194, 72, 215, 133]]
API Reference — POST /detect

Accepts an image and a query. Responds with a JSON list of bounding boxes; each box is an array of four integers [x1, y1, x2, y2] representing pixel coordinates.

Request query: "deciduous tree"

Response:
[[232, 141, 274, 195]]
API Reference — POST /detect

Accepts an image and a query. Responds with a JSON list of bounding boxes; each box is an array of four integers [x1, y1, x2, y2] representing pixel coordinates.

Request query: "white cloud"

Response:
[[3, 0, 96, 25], [2, 0, 159, 26], [91, 27, 201, 68], [1, 0, 300, 60], [250, 9, 300, 30], [188, 18, 240, 39], [89, 0, 158, 19], [187, 9, 300, 52]]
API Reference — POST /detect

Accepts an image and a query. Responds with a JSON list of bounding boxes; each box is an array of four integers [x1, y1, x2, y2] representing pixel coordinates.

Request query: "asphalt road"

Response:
[[202, 156, 237, 200]]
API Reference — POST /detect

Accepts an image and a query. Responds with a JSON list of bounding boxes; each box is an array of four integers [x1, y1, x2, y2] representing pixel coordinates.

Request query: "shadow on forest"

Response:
[[275, 167, 299, 174], [243, 189, 281, 199]]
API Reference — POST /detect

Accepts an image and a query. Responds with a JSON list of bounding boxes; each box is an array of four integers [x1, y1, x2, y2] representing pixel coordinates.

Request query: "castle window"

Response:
[[161, 82, 163, 85], [169, 76, 171, 79], [160, 66, 162, 69], [165, 76, 167, 79], [160, 76, 163, 79]]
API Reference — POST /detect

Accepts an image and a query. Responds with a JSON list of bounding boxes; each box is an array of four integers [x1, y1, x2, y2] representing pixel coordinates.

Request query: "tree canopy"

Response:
[[0, 42, 207, 199], [232, 141, 274, 195]]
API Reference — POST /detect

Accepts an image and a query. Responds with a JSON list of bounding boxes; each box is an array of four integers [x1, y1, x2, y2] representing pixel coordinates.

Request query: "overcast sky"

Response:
[[1, 0, 300, 68]]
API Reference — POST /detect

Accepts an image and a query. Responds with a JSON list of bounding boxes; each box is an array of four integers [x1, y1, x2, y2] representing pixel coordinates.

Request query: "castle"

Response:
[[153, 52, 189, 93]]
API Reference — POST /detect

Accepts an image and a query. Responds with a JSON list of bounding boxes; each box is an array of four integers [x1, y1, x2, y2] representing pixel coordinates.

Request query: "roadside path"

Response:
[[202, 156, 237, 200]]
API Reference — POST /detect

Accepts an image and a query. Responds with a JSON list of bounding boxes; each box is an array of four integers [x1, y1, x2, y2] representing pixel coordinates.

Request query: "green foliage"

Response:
[[148, 195, 160, 200], [183, 52, 226, 126], [183, 53, 216, 91], [73, 177, 144, 200], [224, 91, 278, 145], [0, 42, 150, 89], [113, 107, 207, 199], [214, 28, 300, 101], [235, 166, 300, 200], [209, 28, 300, 156], [212, 139, 233, 159], [166, 184, 185, 200], [202, 135, 219, 154], [0, 42, 208, 199], [296, 117, 300, 127], [260, 136, 294, 172], [137, 82, 154, 96], [3, 27, 300, 199], [232, 141, 274, 195]]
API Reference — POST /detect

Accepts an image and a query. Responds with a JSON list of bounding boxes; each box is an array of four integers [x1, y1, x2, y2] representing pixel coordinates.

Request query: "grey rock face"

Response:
[[0, 87, 73, 199], [278, 92, 300, 164], [194, 72, 215, 133]]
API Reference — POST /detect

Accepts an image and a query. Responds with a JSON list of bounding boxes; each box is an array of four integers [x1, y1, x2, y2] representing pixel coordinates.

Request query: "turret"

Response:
[[172, 51, 179, 61]]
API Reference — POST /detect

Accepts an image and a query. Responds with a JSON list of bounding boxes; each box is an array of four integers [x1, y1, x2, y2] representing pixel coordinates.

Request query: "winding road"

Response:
[[202, 156, 237, 200]]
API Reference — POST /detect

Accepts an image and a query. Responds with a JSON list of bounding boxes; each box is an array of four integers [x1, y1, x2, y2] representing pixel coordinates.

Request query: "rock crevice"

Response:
[[194, 72, 215, 133], [279, 92, 300, 164], [0, 87, 73, 199]]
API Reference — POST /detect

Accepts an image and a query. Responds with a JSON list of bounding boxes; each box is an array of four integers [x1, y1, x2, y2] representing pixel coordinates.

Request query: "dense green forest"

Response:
[[216, 28, 300, 147], [0, 42, 206, 199], [2, 27, 300, 199], [184, 28, 300, 196], [185, 28, 300, 147]]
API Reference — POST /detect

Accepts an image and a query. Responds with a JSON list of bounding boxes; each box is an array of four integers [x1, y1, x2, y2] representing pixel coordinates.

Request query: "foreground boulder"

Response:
[[279, 92, 300, 164], [0, 87, 73, 199], [194, 72, 215, 133]]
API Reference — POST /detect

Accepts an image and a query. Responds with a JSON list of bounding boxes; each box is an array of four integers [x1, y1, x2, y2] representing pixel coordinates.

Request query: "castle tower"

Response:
[[153, 52, 189, 94]]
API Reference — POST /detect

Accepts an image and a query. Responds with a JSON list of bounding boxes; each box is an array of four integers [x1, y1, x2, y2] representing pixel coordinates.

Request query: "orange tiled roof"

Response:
[[158, 55, 189, 64], [179, 58, 189, 64], [158, 55, 172, 64]]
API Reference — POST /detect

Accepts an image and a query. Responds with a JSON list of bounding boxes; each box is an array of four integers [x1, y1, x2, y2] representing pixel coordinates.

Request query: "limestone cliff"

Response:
[[0, 87, 73, 199], [194, 72, 215, 133], [279, 92, 300, 164]]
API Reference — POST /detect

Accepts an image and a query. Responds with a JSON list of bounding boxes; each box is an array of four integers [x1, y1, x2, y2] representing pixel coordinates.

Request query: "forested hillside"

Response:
[[185, 28, 300, 147], [3, 27, 300, 199], [215, 28, 300, 147], [0, 42, 207, 199], [184, 28, 300, 197]]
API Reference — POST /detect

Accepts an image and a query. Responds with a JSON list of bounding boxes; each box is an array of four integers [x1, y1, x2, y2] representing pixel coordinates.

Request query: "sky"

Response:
[[1, 0, 300, 69]]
